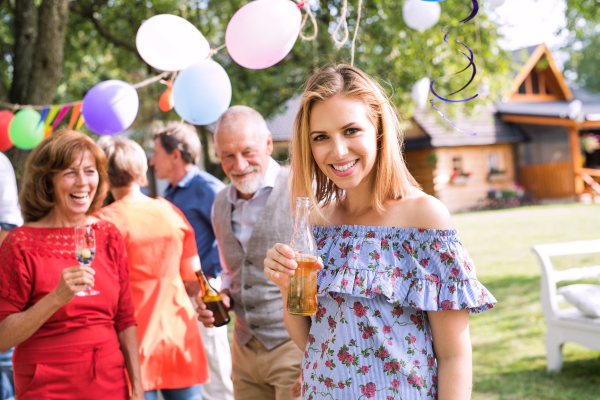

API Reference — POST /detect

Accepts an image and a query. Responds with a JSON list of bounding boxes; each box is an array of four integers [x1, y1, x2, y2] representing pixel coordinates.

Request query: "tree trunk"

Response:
[[6, 0, 70, 188], [27, 0, 70, 105], [10, 0, 37, 104]]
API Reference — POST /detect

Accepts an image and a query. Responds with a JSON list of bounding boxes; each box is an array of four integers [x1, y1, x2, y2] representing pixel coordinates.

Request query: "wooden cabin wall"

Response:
[[404, 149, 435, 196], [433, 143, 517, 212], [514, 124, 574, 199]]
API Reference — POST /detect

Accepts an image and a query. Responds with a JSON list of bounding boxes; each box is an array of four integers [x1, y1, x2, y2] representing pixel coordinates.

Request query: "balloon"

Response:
[[568, 100, 584, 122], [226, 0, 302, 69], [172, 59, 232, 125], [488, 0, 506, 8], [411, 77, 431, 109], [8, 109, 45, 150], [81, 80, 139, 135], [136, 14, 210, 71], [0, 110, 14, 151], [402, 0, 441, 32], [159, 84, 174, 112]]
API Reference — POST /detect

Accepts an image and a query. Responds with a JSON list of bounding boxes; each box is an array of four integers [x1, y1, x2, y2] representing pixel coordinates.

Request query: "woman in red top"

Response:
[[0, 131, 143, 400]]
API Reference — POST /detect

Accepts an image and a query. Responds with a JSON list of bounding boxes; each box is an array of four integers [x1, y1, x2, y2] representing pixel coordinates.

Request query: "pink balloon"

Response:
[[226, 0, 302, 70]]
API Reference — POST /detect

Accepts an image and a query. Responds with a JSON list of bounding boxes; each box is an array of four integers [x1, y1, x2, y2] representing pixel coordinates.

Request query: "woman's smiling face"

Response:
[[52, 150, 99, 219], [309, 95, 378, 192]]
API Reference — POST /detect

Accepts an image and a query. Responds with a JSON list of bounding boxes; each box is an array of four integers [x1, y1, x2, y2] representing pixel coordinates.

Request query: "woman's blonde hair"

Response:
[[20, 130, 109, 222], [97, 136, 148, 188], [290, 64, 419, 221]]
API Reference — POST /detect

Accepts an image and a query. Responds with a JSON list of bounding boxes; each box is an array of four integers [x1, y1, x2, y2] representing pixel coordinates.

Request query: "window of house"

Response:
[[452, 157, 463, 173], [488, 153, 499, 171]]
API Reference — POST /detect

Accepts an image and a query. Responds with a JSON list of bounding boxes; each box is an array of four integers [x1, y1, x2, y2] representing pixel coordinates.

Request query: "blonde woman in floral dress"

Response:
[[264, 65, 496, 400]]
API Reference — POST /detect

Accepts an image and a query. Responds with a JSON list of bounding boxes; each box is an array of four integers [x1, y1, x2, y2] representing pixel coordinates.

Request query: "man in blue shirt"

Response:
[[150, 122, 233, 400]]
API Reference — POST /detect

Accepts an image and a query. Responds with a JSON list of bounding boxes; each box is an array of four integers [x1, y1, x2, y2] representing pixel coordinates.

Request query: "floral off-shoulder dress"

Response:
[[301, 226, 496, 400]]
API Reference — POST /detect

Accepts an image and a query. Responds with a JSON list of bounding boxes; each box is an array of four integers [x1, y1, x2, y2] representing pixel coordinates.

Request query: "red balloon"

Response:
[[0, 110, 14, 151]]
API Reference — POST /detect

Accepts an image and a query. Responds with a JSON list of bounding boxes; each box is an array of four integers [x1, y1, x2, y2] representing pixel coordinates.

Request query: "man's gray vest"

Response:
[[213, 167, 294, 350]]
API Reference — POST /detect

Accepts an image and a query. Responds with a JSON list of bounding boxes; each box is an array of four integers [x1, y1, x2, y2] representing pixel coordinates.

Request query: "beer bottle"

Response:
[[287, 197, 319, 316], [196, 269, 231, 327]]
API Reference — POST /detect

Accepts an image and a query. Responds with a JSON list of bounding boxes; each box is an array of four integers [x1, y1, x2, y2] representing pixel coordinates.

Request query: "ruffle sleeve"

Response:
[[313, 225, 496, 314]]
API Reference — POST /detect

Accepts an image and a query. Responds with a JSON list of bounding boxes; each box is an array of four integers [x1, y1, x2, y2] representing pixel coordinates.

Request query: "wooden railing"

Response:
[[519, 162, 574, 199], [580, 171, 600, 195]]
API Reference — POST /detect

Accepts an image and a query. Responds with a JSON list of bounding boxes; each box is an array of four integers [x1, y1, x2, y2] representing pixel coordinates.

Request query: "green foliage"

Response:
[[563, 33, 600, 94], [1, 0, 512, 125], [562, 0, 600, 93]]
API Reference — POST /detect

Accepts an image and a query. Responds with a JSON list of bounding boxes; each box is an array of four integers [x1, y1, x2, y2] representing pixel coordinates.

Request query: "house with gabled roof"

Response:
[[265, 43, 600, 212], [497, 43, 600, 200]]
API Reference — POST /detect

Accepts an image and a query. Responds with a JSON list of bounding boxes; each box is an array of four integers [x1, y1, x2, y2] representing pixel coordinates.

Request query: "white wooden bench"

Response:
[[532, 239, 600, 372]]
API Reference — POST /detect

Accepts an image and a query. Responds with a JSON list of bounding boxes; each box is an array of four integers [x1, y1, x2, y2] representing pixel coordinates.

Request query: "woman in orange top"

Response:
[[96, 137, 209, 400]]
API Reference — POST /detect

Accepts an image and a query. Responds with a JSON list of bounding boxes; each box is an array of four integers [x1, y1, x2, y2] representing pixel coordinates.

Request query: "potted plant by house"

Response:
[[451, 170, 472, 185], [488, 167, 508, 183], [501, 184, 525, 199], [581, 133, 600, 154]]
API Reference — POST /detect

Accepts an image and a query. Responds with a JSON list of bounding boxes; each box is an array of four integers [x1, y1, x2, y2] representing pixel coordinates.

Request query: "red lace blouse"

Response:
[[0, 220, 136, 349]]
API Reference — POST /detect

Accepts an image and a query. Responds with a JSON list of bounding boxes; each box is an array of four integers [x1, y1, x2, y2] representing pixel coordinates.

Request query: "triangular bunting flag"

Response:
[[68, 103, 82, 130], [37, 107, 50, 129], [75, 115, 85, 130], [51, 105, 72, 129], [45, 106, 60, 128]]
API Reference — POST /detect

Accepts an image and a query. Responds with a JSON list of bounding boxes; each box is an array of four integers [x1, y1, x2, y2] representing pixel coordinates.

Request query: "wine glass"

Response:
[[74, 226, 99, 296]]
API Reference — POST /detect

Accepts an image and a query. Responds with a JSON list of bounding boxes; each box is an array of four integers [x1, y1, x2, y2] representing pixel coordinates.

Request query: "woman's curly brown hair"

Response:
[[19, 130, 109, 222]]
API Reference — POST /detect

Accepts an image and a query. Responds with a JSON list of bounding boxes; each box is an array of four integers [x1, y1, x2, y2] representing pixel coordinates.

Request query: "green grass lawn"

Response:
[[226, 203, 600, 399], [453, 203, 600, 400]]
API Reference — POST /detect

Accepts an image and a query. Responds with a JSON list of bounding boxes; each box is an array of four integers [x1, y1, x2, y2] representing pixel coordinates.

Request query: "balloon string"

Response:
[[132, 71, 170, 89], [331, 0, 349, 47], [350, 0, 363, 66], [298, 0, 318, 41], [430, 0, 479, 136], [0, 71, 171, 110]]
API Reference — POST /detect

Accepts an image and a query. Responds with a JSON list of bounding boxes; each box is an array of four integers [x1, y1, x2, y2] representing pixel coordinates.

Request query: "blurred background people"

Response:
[[196, 106, 302, 400], [96, 136, 209, 400], [0, 131, 143, 400], [149, 122, 232, 400], [0, 152, 23, 400]]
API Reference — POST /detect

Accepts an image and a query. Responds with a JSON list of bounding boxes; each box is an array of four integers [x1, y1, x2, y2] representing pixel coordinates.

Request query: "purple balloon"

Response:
[[81, 80, 139, 135]]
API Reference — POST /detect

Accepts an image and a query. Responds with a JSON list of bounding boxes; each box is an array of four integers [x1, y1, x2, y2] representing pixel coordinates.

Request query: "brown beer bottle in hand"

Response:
[[196, 269, 231, 327]]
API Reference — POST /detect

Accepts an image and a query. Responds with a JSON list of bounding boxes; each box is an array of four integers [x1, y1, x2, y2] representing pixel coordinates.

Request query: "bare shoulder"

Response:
[[388, 187, 454, 230], [312, 200, 336, 226]]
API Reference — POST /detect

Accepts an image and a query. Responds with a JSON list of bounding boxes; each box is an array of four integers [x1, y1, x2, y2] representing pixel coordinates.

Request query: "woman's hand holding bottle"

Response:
[[264, 243, 323, 291]]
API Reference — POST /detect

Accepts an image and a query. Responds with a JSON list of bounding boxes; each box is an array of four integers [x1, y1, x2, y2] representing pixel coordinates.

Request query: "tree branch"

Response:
[[69, 1, 138, 54]]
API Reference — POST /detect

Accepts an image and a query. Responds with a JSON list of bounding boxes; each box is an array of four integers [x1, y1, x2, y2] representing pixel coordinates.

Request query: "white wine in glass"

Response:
[[74, 226, 99, 296]]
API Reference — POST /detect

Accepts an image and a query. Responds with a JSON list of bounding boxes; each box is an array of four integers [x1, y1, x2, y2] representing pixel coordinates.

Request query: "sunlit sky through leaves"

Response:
[[485, 0, 569, 67]]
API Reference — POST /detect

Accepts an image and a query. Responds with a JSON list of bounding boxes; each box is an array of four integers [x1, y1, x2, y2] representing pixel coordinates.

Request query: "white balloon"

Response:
[[136, 14, 210, 72], [488, 0, 506, 8], [411, 77, 431, 109], [568, 100, 583, 122], [402, 0, 441, 32]]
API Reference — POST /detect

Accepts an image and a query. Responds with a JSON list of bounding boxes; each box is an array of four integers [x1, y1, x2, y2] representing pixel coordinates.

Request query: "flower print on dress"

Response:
[[302, 226, 496, 399]]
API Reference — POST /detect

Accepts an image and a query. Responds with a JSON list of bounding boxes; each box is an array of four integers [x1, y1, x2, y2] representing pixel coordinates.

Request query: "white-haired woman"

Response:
[[264, 65, 497, 400], [96, 136, 209, 400]]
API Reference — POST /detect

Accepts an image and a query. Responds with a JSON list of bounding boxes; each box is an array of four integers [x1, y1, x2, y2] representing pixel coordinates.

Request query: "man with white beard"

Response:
[[196, 106, 302, 400]]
